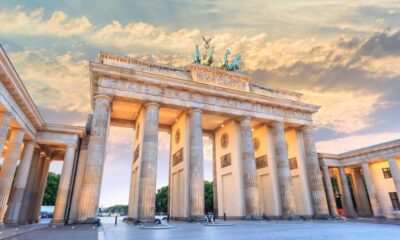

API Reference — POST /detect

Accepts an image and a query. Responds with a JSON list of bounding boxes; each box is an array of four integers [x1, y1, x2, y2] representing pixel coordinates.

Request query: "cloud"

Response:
[[316, 131, 400, 154], [89, 21, 200, 51], [0, 6, 91, 36], [8, 49, 91, 115], [302, 90, 387, 133], [2, 7, 399, 135]]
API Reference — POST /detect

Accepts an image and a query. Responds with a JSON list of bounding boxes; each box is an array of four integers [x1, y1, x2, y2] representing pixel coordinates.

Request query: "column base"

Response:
[[244, 214, 263, 220], [51, 219, 65, 225], [188, 216, 206, 222], [74, 217, 100, 225], [314, 214, 331, 220]]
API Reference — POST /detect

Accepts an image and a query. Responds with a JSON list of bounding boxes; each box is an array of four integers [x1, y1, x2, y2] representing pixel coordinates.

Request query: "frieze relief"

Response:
[[173, 148, 184, 166], [98, 77, 312, 122]]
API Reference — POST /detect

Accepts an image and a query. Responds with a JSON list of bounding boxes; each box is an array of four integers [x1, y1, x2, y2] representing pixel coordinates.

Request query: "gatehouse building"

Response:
[[0, 44, 399, 225]]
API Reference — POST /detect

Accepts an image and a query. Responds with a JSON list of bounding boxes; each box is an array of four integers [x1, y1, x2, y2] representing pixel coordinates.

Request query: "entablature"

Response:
[[90, 62, 319, 126], [318, 139, 400, 167]]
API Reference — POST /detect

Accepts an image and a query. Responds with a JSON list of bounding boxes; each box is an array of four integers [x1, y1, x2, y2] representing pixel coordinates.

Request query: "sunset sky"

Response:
[[1, 1, 400, 207]]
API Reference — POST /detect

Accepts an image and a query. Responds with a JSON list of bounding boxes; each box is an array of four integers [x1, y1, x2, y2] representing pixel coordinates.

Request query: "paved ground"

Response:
[[5, 219, 400, 240]]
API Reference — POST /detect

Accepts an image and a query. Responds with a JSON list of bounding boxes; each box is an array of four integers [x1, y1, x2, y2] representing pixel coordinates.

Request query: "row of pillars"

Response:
[[322, 158, 400, 218], [76, 95, 331, 223], [0, 112, 77, 225]]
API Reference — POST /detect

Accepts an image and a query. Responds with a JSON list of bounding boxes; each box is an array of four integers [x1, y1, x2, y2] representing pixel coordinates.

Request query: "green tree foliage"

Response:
[[155, 186, 168, 214], [43, 172, 60, 206], [204, 181, 214, 213], [106, 205, 128, 214], [154, 181, 215, 214]]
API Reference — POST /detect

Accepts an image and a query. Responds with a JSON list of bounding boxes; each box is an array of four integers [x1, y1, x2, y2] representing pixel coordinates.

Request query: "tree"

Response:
[[154, 181, 214, 215], [155, 186, 168, 214], [106, 205, 128, 214], [43, 172, 60, 206], [204, 181, 214, 213]]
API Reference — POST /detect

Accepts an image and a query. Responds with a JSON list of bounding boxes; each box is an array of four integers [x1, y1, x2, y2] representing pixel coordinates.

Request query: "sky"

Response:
[[1, 0, 400, 207]]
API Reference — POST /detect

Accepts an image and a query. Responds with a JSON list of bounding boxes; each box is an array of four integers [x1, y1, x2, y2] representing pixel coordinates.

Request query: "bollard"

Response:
[[115, 216, 118, 225], [223, 213, 226, 222]]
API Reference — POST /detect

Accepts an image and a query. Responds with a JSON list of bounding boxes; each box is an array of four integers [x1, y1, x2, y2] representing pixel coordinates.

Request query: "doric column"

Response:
[[0, 113, 12, 154], [188, 109, 205, 220], [302, 126, 329, 218], [5, 141, 36, 224], [361, 162, 383, 217], [33, 157, 51, 222], [338, 167, 356, 217], [53, 145, 76, 223], [388, 157, 400, 195], [26, 152, 45, 223], [271, 121, 295, 218], [353, 168, 372, 217], [240, 117, 261, 219], [321, 164, 338, 217], [19, 148, 41, 224], [77, 95, 112, 222], [212, 134, 218, 217], [137, 102, 159, 222], [0, 129, 25, 224]]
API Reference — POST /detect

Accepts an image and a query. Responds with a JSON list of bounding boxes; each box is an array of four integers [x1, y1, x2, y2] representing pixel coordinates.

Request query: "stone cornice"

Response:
[[0, 45, 45, 129], [318, 139, 400, 166], [0, 45, 85, 142], [41, 123, 86, 137], [97, 51, 305, 102], [90, 62, 320, 115], [99, 51, 187, 72]]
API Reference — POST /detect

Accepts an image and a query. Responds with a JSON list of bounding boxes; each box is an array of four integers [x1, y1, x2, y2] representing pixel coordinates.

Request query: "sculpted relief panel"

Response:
[[97, 77, 312, 123]]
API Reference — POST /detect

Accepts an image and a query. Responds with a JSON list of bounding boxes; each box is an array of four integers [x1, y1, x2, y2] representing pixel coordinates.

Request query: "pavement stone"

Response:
[[5, 219, 400, 240]]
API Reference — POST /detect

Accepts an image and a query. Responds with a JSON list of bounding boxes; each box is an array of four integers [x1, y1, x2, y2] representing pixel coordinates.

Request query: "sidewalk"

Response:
[[0, 223, 48, 240]]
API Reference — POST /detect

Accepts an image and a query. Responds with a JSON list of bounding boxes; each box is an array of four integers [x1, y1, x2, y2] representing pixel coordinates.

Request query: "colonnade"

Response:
[[0, 112, 78, 225], [75, 95, 330, 223], [321, 157, 400, 218]]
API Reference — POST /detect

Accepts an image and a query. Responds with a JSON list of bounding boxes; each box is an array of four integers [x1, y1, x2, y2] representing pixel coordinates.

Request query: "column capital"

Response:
[[188, 108, 202, 114], [94, 94, 113, 102], [238, 116, 251, 122], [24, 140, 36, 145], [387, 155, 399, 161], [144, 102, 160, 109], [65, 144, 77, 149], [0, 112, 13, 119], [10, 128, 25, 134], [270, 121, 284, 128], [301, 125, 316, 131]]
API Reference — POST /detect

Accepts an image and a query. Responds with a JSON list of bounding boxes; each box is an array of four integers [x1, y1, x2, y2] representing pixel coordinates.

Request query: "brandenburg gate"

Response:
[[0, 43, 333, 225], [75, 50, 329, 223]]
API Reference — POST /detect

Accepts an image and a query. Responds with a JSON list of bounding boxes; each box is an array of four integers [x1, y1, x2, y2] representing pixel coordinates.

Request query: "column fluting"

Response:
[[271, 122, 295, 218], [5, 141, 36, 224], [240, 117, 261, 219], [137, 102, 160, 222], [0, 129, 25, 224], [53, 145, 76, 223], [0, 113, 12, 154], [18, 148, 41, 224], [354, 168, 372, 217], [338, 167, 357, 217], [388, 157, 400, 195], [321, 164, 338, 217], [302, 126, 330, 218], [188, 109, 205, 220], [33, 157, 51, 222], [77, 95, 112, 222], [361, 162, 383, 217]]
